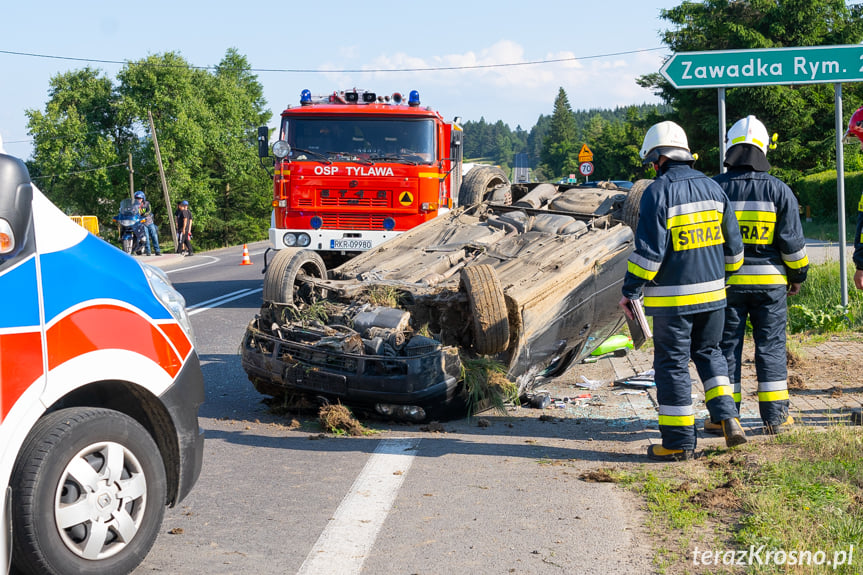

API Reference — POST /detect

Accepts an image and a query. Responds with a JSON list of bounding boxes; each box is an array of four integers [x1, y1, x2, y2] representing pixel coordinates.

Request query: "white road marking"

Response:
[[164, 255, 220, 274], [298, 438, 421, 575], [186, 288, 262, 316]]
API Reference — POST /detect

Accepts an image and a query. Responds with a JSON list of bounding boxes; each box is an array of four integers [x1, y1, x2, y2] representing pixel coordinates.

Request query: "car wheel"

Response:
[[460, 264, 510, 355], [457, 166, 509, 207], [11, 408, 167, 575], [263, 248, 328, 305], [622, 179, 653, 231]]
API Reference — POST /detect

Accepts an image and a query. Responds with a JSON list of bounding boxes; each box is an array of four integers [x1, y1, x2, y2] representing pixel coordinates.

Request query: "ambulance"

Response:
[[0, 141, 204, 574]]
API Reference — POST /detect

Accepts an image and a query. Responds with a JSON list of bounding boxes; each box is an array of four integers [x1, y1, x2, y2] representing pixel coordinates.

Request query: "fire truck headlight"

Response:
[[310, 216, 323, 230], [383, 217, 396, 231], [283, 233, 297, 247], [273, 140, 291, 159], [0, 218, 15, 254], [297, 233, 311, 247], [420, 202, 438, 212]]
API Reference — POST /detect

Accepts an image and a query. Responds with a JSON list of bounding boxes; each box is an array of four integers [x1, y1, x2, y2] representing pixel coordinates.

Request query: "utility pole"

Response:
[[148, 110, 178, 248], [128, 153, 135, 199]]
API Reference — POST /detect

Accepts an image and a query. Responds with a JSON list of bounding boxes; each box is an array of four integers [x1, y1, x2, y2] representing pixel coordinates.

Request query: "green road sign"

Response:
[[661, 45, 863, 89]]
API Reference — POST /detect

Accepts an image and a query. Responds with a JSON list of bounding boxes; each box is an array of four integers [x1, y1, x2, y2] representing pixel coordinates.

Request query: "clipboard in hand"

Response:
[[626, 298, 652, 349]]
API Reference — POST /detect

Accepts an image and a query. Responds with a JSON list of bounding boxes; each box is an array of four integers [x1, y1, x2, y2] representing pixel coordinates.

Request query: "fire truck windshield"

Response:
[[284, 118, 436, 164]]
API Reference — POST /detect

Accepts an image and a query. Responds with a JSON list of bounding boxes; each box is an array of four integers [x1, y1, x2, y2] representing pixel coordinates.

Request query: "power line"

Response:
[[31, 162, 128, 180], [6, 129, 109, 144], [0, 47, 667, 74]]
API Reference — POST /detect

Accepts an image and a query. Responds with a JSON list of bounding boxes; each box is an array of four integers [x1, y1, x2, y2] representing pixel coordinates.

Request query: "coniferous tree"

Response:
[[541, 88, 578, 178]]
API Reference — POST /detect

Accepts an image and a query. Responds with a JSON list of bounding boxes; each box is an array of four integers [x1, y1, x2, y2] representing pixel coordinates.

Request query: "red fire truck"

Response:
[[257, 89, 507, 260]]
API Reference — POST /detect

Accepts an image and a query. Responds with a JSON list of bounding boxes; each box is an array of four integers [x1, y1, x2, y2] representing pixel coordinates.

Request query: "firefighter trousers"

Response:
[[653, 309, 738, 450], [721, 288, 790, 427]]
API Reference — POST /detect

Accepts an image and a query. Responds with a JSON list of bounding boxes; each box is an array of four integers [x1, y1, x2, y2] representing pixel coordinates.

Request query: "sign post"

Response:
[[660, 45, 857, 307], [578, 144, 594, 182]]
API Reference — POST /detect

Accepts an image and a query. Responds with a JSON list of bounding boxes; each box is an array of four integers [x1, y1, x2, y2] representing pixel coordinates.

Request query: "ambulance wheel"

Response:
[[11, 408, 167, 575], [458, 166, 509, 207], [460, 264, 510, 355], [263, 248, 328, 305], [623, 179, 653, 231]]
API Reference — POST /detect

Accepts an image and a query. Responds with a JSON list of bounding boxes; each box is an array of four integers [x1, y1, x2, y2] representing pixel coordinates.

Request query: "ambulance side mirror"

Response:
[[0, 153, 34, 261]]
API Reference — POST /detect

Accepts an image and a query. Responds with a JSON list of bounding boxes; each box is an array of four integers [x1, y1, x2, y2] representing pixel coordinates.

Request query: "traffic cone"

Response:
[[240, 244, 253, 266]]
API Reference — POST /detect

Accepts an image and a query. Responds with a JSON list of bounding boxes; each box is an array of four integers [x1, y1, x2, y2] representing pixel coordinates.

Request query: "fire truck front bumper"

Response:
[[269, 228, 402, 252]]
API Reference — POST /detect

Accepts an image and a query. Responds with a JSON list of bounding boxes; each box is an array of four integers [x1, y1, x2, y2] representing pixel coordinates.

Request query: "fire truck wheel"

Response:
[[11, 408, 167, 575], [460, 264, 510, 355], [622, 179, 653, 231], [263, 248, 328, 305], [458, 165, 510, 207]]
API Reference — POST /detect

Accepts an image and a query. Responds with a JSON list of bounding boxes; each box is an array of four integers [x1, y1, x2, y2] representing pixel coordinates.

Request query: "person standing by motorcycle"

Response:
[[176, 200, 194, 256], [134, 191, 161, 256]]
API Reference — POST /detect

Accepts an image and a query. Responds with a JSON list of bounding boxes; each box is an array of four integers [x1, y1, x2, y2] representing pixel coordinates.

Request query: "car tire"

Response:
[[460, 264, 510, 355], [622, 179, 653, 231], [458, 166, 510, 207], [263, 248, 328, 305], [11, 408, 167, 575]]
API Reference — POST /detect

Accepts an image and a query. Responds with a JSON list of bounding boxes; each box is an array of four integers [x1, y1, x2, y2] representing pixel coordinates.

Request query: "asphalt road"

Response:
[[132, 242, 653, 575]]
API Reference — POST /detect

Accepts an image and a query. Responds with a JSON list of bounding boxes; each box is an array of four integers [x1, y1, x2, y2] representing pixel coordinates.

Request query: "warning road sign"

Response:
[[578, 144, 593, 163], [399, 191, 414, 206]]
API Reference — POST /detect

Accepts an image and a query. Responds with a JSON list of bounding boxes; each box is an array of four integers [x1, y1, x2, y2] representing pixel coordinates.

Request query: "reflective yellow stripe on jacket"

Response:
[[726, 264, 787, 286], [644, 278, 726, 309]]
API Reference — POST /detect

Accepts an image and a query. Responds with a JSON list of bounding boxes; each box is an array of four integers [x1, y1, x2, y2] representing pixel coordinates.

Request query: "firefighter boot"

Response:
[[721, 418, 747, 447], [647, 444, 695, 462], [764, 415, 795, 436], [703, 419, 723, 435]]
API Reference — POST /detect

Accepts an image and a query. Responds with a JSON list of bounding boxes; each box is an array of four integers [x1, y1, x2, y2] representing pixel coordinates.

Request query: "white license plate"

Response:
[[331, 239, 373, 250]]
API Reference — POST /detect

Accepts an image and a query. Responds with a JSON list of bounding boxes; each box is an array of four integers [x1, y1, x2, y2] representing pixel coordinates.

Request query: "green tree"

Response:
[[639, 0, 863, 180], [26, 68, 132, 223], [27, 50, 272, 250], [541, 88, 578, 178]]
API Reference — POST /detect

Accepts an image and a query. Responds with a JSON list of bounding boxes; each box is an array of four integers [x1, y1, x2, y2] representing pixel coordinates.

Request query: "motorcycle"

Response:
[[113, 198, 147, 255]]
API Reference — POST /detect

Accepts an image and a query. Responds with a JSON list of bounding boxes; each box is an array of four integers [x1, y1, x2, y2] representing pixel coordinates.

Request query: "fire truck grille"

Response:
[[317, 190, 390, 208], [321, 214, 388, 230]]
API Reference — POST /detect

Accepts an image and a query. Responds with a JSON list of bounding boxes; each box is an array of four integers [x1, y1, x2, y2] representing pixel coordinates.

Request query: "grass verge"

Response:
[[790, 261, 863, 332], [606, 426, 863, 574]]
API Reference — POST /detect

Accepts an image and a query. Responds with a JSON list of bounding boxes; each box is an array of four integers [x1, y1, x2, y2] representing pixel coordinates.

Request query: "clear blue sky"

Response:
[[1, 0, 682, 159]]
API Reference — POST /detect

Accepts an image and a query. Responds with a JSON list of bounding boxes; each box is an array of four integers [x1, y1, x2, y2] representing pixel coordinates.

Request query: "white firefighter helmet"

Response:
[[640, 120, 694, 164], [726, 115, 770, 154]]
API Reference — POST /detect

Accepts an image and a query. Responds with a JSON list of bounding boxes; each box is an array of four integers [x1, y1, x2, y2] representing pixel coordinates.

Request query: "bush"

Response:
[[795, 170, 863, 221]]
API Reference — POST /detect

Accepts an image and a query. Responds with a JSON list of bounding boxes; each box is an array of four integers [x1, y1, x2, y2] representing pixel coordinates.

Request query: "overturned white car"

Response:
[[241, 168, 648, 421]]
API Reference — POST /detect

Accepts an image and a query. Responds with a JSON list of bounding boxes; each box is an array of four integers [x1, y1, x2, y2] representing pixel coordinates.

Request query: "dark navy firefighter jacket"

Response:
[[623, 162, 744, 316], [713, 168, 808, 290]]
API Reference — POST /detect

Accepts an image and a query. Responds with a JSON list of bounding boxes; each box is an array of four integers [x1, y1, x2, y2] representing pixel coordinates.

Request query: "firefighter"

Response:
[[713, 116, 808, 435], [846, 106, 863, 291], [620, 120, 746, 461]]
